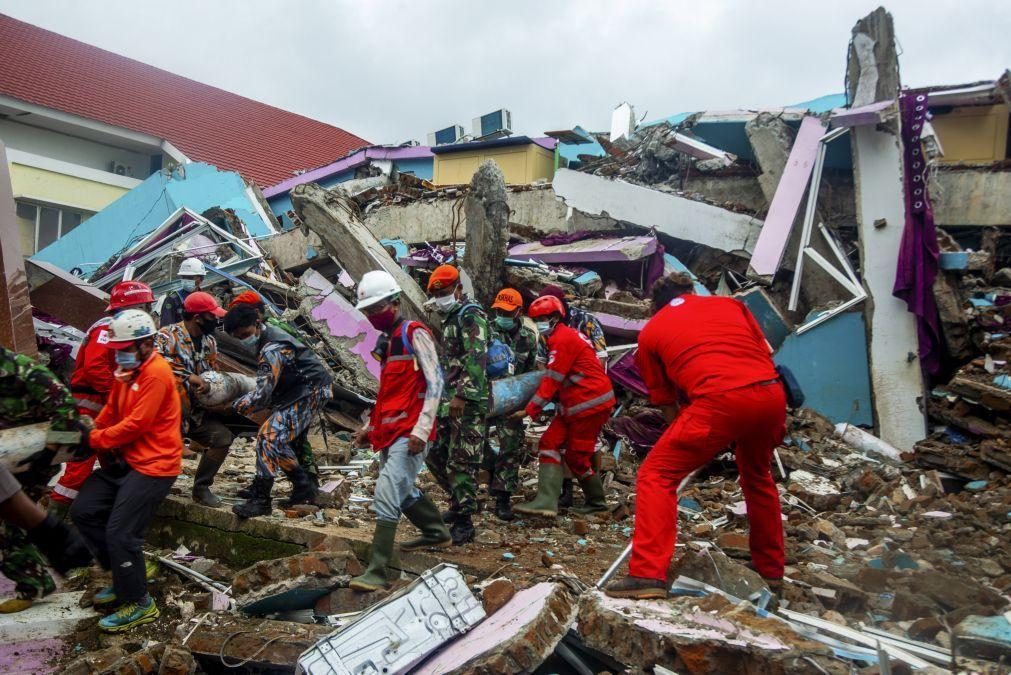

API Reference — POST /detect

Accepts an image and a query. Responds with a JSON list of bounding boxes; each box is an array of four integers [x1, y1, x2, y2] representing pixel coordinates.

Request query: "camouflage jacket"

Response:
[[490, 320, 540, 378], [439, 298, 489, 405], [0, 347, 79, 443]]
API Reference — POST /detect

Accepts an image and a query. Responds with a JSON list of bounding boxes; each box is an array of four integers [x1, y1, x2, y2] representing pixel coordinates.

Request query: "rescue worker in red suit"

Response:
[[49, 281, 155, 520], [605, 273, 786, 599], [515, 295, 615, 517]]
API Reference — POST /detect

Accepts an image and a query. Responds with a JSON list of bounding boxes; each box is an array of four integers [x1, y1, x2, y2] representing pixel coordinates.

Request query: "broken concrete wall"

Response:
[[260, 227, 326, 273], [463, 160, 510, 307], [553, 168, 763, 255], [931, 166, 1011, 226], [746, 112, 798, 203], [363, 185, 573, 243]]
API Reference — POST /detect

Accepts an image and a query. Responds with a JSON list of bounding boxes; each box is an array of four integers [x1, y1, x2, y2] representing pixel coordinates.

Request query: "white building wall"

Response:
[[0, 118, 153, 179]]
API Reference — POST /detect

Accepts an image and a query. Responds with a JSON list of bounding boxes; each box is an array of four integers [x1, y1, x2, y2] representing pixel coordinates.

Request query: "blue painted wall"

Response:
[[33, 162, 274, 274], [774, 312, 873, 427], [394, 157, 433, 180]]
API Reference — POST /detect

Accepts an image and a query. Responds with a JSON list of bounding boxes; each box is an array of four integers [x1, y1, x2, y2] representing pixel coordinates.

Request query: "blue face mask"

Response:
[[115, 350, 140, 370], [239, 332, 260, 351], [180, 280, 196, 292], [535, 321, 552, 335], [494, 316, 516, 331]]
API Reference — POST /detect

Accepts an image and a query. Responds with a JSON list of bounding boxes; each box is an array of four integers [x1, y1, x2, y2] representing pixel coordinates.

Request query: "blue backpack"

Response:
[[486, 339, 515, 378]]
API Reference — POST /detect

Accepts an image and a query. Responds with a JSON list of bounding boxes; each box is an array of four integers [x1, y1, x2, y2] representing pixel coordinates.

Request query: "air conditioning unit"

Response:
[[109, 162, 132, 176], [472, 109, 512, 139], [427, 125, 466, 146]]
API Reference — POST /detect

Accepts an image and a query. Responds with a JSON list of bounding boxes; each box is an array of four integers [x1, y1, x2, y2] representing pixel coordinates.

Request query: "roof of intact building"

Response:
[[0, 13, 369, 187]]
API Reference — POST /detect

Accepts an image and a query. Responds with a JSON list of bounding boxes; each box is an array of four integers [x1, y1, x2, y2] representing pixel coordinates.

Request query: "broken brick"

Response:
[[477, 577, 516, 615]]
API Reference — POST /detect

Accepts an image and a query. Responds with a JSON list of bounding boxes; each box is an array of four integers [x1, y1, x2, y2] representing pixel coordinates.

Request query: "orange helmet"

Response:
[[528, 295, 566, 319], [107, 281, 155, 311]]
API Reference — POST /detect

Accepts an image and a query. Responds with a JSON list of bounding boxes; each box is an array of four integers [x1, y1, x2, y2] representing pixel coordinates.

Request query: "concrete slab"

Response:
[[0, 590, 94, 642], [414, 582, 579, 675]]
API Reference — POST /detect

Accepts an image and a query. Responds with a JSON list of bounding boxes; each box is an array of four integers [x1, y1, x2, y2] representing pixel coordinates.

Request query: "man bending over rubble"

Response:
[[425, 264, 488, 545], [605, 272, 786, 600], [515, 295, 614, 518], [223, 304, 333, 518], [349, 271, 450, 592]]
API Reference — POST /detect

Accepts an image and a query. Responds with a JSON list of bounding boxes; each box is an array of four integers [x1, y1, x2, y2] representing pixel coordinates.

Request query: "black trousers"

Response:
[[70, 468, 175, 604]]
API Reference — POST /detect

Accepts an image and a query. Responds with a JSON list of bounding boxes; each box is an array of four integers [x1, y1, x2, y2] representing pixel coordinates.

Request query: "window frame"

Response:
[[14, 199, 93, 255]]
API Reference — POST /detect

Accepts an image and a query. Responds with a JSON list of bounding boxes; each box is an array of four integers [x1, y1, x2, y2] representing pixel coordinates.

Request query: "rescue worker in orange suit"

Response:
[[605, 273, 786, 600], [515, 295, 615, 518], [49, 281, 155, 520]]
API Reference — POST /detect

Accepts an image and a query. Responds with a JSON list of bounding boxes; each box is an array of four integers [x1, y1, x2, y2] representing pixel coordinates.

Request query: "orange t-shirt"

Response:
[[90, 352, 183, 477]]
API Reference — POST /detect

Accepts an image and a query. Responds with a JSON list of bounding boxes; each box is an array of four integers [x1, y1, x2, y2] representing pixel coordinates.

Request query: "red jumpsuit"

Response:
[[526, 323, 615, 477], [51, 317, 115, 505], [632, 295, 786, 581]]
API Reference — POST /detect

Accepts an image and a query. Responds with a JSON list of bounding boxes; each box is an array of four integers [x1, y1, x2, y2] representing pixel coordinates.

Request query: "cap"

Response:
[[491, 288, 523, 312], [229, 290, 264, 309], [427, 264, 460, 292], [183, 291, 226, 317]]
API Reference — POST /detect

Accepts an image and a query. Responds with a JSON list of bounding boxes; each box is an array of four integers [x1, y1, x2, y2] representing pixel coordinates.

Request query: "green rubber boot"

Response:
[[349, 520, 398, 592], [400, 494, 452, 551], [514, 463, 564, 517], [572, 474, 609, 514]]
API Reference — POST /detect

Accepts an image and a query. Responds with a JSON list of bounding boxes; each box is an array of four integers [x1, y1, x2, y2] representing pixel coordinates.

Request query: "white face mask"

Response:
[[433, 294, 459, 313]]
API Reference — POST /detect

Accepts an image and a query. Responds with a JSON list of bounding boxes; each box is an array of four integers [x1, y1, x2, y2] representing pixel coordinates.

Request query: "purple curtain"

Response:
[[893, 90, 942, 375]]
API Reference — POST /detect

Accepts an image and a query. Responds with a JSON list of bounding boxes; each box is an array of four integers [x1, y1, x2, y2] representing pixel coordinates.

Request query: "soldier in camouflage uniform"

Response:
[[0, 346, 92, 612], [425, 265, 488, 545], [483, 288, 539, 521]]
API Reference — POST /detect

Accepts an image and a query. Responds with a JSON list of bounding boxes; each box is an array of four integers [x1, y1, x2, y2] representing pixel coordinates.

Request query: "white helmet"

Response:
[[108, 309, 158, 345], [178, 257, 207, 277], [355, 270, 401, 310]]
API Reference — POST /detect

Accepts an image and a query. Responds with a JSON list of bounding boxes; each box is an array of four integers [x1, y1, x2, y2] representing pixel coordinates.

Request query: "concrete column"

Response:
[[847, 8, 926, 450], [0, 140, 36, 355], [462, 160, 510, 307]]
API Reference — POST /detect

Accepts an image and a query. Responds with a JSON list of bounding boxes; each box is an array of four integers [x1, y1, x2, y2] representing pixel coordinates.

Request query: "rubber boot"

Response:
[[441, 496, 461, 525], [349, 520, 398, 592], [232, 476, 274, 519], [47, 499, 71, 523], [493, 491, 514, 522], [514, 463, 564, 517], [400, 494, 452, 551], [558, 479, 574, 508], [450, 514, 475, 546], [279, 466, 318, 507], [192, 448, 227, 507], [572, 474, 609, 514]]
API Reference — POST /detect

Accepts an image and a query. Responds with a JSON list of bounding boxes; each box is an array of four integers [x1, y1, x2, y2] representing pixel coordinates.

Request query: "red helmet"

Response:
[[107, 281, 155, 311], [528, 295, 566, 319]]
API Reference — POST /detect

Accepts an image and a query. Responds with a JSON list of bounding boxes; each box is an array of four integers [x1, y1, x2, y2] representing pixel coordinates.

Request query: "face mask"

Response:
[[239, 332, 260, 351], [367, 307, 398, 332], [433, 294, 459, 313], [199, 317, 219, 333], [180, 280, 196, 292], [115, 350, 140, 370], [535, 321, 553, 335], [494, 316, 516, 331]]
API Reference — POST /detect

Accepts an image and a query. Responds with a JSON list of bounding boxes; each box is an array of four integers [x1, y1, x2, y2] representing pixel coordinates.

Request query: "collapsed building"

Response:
[[0, 4, 1010, 674]]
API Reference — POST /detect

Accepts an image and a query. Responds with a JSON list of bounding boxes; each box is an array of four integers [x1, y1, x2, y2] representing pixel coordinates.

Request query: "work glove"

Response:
[[27, 513, 93, 575]]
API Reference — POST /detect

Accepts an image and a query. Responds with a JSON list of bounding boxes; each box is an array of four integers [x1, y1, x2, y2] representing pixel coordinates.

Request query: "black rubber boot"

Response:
[[349, 520, 398, 592], [279, 466, 318, 507], [558, 479, 574, 508], [450, 514, 475, 546], [232, 476, 274, 519], [192, 448, 227, 507], [440, 495, 462, 525], [493, 491, 514, 522], [401, 494, 452, 551]]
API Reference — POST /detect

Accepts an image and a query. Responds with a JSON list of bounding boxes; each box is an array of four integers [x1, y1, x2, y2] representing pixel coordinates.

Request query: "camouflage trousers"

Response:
[[0, 523, 55, 601], [427, 403, 486, 516], [483, 416, 529, 495], [255, 389, 330, 479]]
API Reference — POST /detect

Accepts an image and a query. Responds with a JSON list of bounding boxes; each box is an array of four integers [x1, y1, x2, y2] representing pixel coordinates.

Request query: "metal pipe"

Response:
[[151, 554, 230, 594]]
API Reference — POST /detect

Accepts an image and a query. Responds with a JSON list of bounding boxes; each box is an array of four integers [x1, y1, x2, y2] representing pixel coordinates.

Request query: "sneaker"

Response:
[[93, 585, 117, 607], [604, 575, 669, 600], [98, 597, 159, 633], [0, 598, 34, 613]]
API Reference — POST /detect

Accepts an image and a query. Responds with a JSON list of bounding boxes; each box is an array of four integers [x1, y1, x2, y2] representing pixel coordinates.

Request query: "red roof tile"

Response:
[[0, 14, 369, 187]]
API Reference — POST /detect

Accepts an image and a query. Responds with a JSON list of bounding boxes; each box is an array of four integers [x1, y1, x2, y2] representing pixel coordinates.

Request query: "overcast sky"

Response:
[[1, 0, 1009, 145]]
